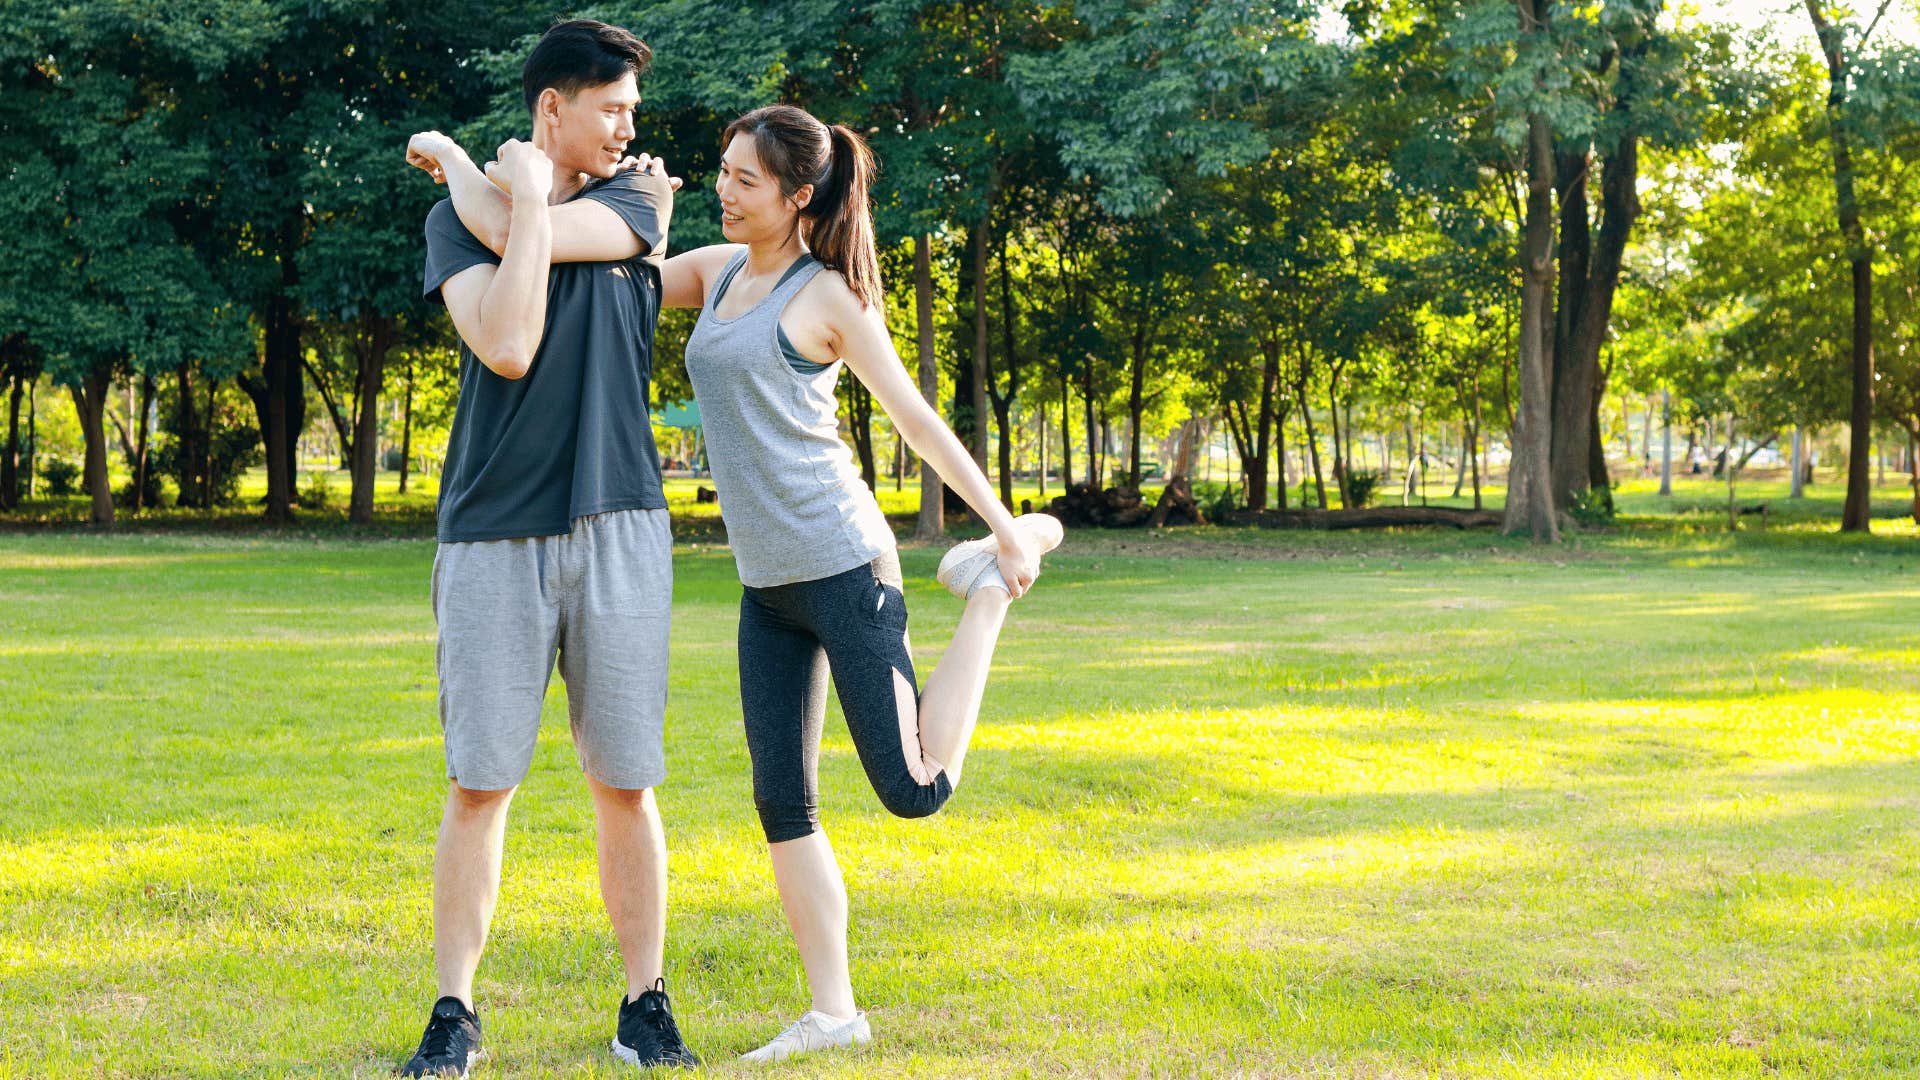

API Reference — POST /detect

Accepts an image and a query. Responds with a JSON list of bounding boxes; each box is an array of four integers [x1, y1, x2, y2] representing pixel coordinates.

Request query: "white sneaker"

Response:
[[934, 513, 1065, 599], [739, 1010, 871, 1063]]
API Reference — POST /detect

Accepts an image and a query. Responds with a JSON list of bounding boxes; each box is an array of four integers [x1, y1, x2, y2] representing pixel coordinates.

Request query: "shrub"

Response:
[[40, 458, 80, 496], [152, 425, 262, 507], [1191, 480, 1242, 520], [1345, 470, 1380, 509], [1569, 484, 1616, 526], [298, 468, 334, 510]]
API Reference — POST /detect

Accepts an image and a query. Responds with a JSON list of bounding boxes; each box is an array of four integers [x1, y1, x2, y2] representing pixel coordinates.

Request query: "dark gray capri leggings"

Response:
[[739, 549, 954, 843]]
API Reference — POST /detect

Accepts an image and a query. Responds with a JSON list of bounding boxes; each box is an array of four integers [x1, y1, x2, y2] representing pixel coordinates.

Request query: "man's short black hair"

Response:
[[522, 19, 651, 114]]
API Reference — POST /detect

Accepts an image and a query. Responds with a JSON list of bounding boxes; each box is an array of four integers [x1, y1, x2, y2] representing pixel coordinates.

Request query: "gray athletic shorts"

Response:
[[431, 507, 672, 791]]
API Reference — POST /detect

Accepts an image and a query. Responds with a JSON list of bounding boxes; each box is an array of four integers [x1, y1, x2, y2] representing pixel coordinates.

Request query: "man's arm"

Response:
[[408, 131, 664, 263], [436, 142, 555, 379]]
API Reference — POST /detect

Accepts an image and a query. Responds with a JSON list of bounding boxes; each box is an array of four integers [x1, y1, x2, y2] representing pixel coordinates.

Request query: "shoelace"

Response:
[[635, 980, 685, 1045], [772, 1016, 813, 1047], [419, 1013, 462, 1059]]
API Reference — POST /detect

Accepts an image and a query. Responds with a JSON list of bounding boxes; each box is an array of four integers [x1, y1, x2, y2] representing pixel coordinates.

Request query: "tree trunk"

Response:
[[1659, 389, 1673, 497], [203, 375, 217, 508], [992, 243, 1021, 510], [1275, 407, 1289, 510], [1097, 408, 1110, 488], [1907, 427, 1919, 524], [70, 374, 114, 525], [1553, 134, 1640, 506], [25, 377, 35, 498], [1127, 327, 1148, 487], [173, 363, 201, 508], [848, 378, 877, 492], [1084, 364, 1098, 488], [1469, 402, 1484, 511], [1037, 403, 1047, 499], [1735, 432, 1778, 472], [2, 371, 20, 510], [1807, 0, 1876, 532], [1327, 378, 1351, 509], [1058, 379, 1073, 495], [1587, 377, 1612, 494], [399, 354, 414, 495], [1789, 425, 1804, 498], [1640, 393, 1654, 473], [913, 234, 945, 540], [969, 222, 990, 472], [1549, 143, 1591, 503], [1503, 55, 1561, 542], [1297, 376, 1326, 509], [1242, 338, 1280, 511], [349, 316, 393, 524], [1451, 419, 1469, 498], [131, 372, 154, 510], [246, 290, 300, 523]]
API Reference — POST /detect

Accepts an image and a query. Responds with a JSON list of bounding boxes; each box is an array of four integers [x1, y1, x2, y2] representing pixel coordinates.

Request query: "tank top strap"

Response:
[[707, 248, 750, 308], [764, 253, 827, 313]]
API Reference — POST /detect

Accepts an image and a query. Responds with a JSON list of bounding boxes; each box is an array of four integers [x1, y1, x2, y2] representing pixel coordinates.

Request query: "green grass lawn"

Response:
[[3, 520, 1920, 1077]]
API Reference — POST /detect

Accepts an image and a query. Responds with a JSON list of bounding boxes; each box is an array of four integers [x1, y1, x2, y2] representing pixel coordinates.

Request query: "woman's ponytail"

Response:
[[804, 125, 882, 310]]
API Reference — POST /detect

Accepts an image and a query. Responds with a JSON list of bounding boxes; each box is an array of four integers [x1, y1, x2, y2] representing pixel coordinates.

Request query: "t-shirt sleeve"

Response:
[[579, 169, 669, 256], [422, 199, 500, 305]]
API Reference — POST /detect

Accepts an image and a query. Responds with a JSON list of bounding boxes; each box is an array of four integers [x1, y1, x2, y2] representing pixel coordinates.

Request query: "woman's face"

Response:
[[715, 134, 810, 244]]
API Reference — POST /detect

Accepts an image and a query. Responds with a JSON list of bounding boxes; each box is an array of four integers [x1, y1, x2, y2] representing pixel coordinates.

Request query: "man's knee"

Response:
[[448, 781, 516, 817], [589, 779, 656, 816]]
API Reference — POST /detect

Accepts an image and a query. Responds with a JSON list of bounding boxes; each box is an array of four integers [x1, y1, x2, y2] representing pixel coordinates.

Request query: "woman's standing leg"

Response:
[[739, 587, 858, 1020]]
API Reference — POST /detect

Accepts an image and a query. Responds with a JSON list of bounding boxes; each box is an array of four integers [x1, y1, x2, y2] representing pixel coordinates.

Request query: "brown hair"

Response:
[[722, 105, 882, 309]]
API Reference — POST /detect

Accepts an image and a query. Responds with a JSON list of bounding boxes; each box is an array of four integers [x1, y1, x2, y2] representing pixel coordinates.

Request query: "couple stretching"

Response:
[[402, 18, 1059, 1076]]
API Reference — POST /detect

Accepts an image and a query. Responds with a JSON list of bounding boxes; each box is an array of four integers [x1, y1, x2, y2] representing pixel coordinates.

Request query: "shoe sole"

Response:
[[611, 1036, 699, 1070], [402, 1048, 482, 1079], [740, 1032, 872, 1064], [935, 514, 1064, 599]]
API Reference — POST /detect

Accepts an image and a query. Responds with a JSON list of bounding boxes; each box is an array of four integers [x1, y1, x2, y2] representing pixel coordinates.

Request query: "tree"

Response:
[[1801, 0, 1912, 531]]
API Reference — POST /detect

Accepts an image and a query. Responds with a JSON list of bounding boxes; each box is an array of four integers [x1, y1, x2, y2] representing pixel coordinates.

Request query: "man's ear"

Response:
[[536, 87, 565, 130]]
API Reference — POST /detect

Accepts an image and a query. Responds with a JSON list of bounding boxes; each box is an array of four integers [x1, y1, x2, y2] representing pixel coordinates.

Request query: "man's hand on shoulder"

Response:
[[616, 153, 683, 196]]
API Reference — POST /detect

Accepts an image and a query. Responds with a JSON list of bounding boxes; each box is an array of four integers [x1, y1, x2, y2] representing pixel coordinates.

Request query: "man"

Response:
[[401, 18, 693, 1076]]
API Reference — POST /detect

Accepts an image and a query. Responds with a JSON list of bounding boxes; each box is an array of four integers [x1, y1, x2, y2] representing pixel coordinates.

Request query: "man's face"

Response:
[[544, 72, 638, 178]]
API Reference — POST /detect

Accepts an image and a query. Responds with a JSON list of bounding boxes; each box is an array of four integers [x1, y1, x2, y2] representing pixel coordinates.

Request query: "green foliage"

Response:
[[152, 421, 262, 509], [38, 458, 79, 496], [1346, 469, 1382, 509], [298, 467, 334, 511], [1192, 480, 1243, 520], [1568, 483, 1617, 526]]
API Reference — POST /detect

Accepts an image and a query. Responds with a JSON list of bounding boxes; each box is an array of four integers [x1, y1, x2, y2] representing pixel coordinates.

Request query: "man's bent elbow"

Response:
[[477, 348, 531, 380]]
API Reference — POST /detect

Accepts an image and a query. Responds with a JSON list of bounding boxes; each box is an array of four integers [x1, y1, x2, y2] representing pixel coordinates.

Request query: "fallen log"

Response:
[[1225, 506, 1502, 530], [1146, 476, 1205, 528], [1049, 483, 1153, 527]]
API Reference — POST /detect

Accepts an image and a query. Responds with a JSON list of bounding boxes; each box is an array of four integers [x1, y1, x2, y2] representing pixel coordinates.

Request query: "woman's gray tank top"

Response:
[[683, 249, 894, 587]]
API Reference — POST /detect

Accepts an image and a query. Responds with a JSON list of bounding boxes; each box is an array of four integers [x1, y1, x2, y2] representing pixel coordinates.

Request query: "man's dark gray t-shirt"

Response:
[[422, 170, 668, 543]]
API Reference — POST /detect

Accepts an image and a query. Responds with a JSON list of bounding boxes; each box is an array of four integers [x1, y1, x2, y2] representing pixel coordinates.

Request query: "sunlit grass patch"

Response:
[[2, 528, 1919, 1076]]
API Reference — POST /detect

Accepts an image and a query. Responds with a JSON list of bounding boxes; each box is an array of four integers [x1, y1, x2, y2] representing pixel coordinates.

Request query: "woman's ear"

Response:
[[788, 183, 815, 213]]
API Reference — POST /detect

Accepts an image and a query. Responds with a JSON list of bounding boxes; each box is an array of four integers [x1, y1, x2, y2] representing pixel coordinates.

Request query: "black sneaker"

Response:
[[401, 996, 483, 1078], [611, 978, 699, 1069]]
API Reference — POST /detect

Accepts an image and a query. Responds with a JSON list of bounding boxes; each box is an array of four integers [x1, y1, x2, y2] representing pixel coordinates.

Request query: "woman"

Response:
[[654, 105, 1061, 1061]]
